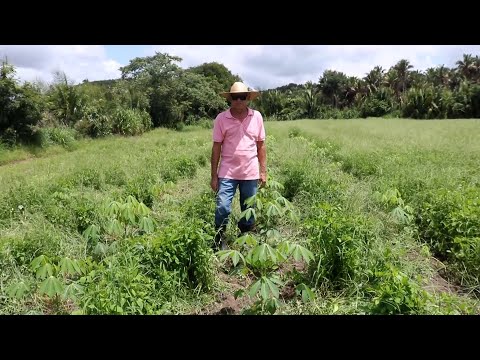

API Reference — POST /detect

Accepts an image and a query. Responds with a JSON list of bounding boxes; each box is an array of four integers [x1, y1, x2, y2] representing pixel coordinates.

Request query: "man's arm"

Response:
[[211, 142, 222, 192], [257, 141, 267, 188]]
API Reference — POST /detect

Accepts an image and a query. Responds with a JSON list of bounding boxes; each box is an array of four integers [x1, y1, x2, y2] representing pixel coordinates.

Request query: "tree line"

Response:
[[1, 52, 479, 146]]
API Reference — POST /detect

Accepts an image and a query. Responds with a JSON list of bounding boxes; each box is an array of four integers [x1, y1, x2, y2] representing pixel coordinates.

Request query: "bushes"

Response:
[[75, 107, 152, 138], [34, 127, 78, 149], [316, 106, 361, 119], [74, 105, 113, 138], [416, 186, 480, 291], [112, 108, 152, 136], [0, 63, 44, 145], [360, 97, 391, 118], [416, 186, 480, 257], [135, 219, 215, 291]]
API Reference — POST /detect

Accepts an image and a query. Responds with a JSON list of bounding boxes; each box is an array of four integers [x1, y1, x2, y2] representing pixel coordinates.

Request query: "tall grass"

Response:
[[1, 119, 479, 314]]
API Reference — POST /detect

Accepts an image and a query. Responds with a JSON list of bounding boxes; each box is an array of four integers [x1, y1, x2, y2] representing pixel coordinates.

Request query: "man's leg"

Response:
[[237, 179, 258, 234], [214, 178, 238, 249]]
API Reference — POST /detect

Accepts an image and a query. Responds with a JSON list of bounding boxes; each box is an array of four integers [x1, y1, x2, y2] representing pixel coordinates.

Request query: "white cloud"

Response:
[[1, 45, 479, 89], [149, 45, 480, 89], [149, 45, 264, 88], [0, 45, 122, 84]]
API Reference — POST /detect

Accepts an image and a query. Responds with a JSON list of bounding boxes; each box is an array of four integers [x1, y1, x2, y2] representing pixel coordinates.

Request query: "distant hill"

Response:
[[82, 79, 119, 87], [274, 83, 303, 92]]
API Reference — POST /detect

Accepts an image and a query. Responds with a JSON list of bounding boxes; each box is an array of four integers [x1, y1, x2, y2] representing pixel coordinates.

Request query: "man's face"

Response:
[[230, 93, 249, 110]]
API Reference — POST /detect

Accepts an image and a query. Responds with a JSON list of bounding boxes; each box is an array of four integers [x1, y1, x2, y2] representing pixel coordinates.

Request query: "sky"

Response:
[[1, 45, 479, 90]]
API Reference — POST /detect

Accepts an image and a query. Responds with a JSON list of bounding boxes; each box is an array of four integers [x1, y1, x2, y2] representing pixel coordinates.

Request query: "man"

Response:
[[211, 82, 267, 250]]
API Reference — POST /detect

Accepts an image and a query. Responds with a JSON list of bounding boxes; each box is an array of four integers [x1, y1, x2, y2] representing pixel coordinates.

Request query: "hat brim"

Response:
[[220, 91, 260, 101]]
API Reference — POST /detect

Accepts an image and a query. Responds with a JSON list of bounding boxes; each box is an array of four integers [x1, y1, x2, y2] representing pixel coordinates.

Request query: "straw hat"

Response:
[[220, 82, 260, 101]]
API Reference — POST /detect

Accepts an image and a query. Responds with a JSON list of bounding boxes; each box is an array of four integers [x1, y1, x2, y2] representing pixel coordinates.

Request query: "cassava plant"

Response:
[[82, 195, 158, 259], [7, 254, 85, 314], [380, 188, 414, 225], [216, 179, 315, 314]]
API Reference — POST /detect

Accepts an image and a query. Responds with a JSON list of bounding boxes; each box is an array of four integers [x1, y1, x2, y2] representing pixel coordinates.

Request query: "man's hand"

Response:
[[211, 177, 219, 192], [256, 140, 267, 189], [259, 172, 267, 188]]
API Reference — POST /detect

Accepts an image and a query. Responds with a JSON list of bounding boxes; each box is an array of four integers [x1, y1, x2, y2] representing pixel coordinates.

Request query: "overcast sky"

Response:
[[1, 45, 479, 90]]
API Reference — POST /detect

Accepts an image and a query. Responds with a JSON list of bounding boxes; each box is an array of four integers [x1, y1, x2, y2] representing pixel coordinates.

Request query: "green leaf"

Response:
[[299, 245, 315, 264], [72, 259, 83, 275], [240, 208, 256, 222], [255, 198, 263, 211], [275, 196, 290, 207], [137, 203, 150, 216], [139, 217, 155, 233], [126, 195, 138, 205], [244, 195, 256, 207], [292, 246, 302, 262], [276, 241, 291, 255], [82, 224, 100, 241], [59, 257, 81, 276], [296, 283, 315, 303], [234, 233, 258, 247], [244, 233, 258, 247], [332, 303, 339, 313], [264, 277, 280, 298], [288, 211, 300, 223], [232, 250, 245, 267], [266, 203, 277, 218], [276, 250, 287, 263], [288, 244, 314, 264], [391, 206, 408, 224], [93, 242, 109, 258], [106, 219, 124, 236], [260, 280, 269, 301], [7, 281, 29, 299], [124, 206, 136, 225], [234, 234, 248, 246], [269, 276, 284, 287], [216, 250, 233, 262], [252, 244, 268, 264], [63, 282, 84, 300], [36, 263, 54, 280], [265, 244, 278, 264], [147, 218, 155, 232], [266, 229, 280, 239], [106, 201, 122, 216], [265, 298, 279, 314], [39, 276, 64, 297], [234, 289, 245, 299], [31, 255, 48, 270], [217, 250, 245, 267], [268, 180, 284, 191], [249, 279, 262, 298]]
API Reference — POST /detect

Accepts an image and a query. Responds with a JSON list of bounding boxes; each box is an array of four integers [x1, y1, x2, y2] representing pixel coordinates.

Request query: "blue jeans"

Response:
[[215, 178, 258, 232]]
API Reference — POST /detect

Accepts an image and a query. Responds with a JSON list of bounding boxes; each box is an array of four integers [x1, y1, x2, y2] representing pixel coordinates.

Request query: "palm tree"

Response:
[[425, 65, 451, 88], [384, 68, 399, 100], [344, 76, 363, 106], [456, 54, 477, 81], [318, 70, 349, 108], [364, 66, 385, 94], [408, 70, 426, 88], [393, 59, 414, 94], [300, 81, 320, 118]]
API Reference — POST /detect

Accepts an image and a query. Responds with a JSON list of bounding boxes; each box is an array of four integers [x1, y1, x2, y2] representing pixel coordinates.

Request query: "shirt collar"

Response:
[[226, 107, 253, 119]]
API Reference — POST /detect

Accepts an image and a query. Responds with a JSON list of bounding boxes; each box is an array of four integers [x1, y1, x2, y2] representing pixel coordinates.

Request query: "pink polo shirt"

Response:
[[213, 107, 266, 180]]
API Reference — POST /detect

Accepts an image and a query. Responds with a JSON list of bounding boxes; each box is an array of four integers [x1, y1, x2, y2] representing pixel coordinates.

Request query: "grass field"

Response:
[[1, 118, 479, 315]]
